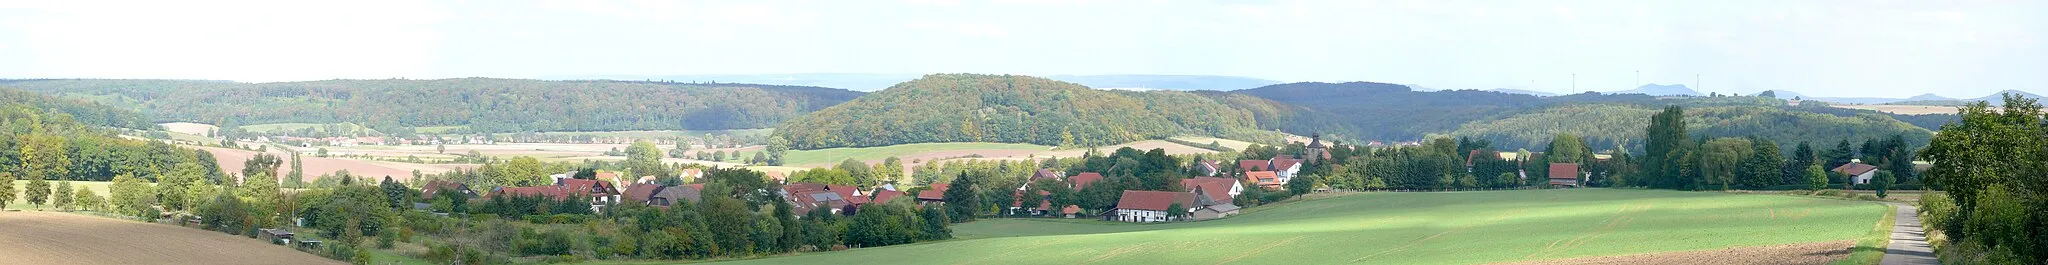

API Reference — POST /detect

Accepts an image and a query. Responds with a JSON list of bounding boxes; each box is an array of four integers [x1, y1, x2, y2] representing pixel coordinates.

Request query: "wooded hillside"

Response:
[[0, 78, 863, 133], [772, 74, 1269, 150]]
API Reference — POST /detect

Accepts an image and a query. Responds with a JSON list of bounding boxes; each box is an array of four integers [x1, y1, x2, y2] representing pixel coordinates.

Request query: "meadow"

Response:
[[713, 189, 1888, 265], [780, 142, 1053, 167], [5, 180, 121, 210]]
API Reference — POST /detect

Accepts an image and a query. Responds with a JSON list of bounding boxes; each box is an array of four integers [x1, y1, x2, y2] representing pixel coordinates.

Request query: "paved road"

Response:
[[1881, 203, 1938, 265]]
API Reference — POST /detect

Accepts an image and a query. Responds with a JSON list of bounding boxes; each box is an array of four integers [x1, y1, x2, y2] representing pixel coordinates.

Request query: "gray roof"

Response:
[[1201, 204, 1240, 212]]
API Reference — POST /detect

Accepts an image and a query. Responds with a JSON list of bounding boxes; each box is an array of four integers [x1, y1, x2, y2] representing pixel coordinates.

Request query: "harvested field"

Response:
[[0, 211, 341, 265], [1489, 240, 1853, 265], [158, 122, 218, 136], [191, 146, 471, 182]]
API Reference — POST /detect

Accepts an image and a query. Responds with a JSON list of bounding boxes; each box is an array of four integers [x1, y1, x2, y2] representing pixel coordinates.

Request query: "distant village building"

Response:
[[1113, 190, 1198, 223], [1833, 163, 1880, 185], [1548, 163, 1581, 188]]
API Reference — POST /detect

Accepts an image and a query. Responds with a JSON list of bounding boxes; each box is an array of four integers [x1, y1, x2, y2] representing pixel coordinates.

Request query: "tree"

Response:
[[74, 185, 101, 212], [1873, 171, 1893, 198], [837, 159, 876, 187], [1286, 174, 1317, 196], [764, 136, 789, 166], [1824, 139, 1854, 171], [1700, 138, 1753, 190], [625, 140, 665, 178], [701, 186, 754, 256], [19, 135, 70, 181], [1738, 138, 1783, 189], [24, 177, 49, 209], [288, 152, 304, 188], [0, 174, 14, 210], [919, 206, 951, 240], [1805, 164, 1828, 191], [52, 181, 73, 210], [111, 174, 157, 217], [942, 173, 980, 222], [501, 156, 547, 187], [1643, 106, 1689, 189], [875, 157, 905, 184], [436, 143, 446, 154]]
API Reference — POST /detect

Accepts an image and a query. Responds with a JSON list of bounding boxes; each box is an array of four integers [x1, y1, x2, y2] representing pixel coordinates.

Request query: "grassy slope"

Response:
[[713, 189, 1885, 265], [781, 142, 1051, 166]]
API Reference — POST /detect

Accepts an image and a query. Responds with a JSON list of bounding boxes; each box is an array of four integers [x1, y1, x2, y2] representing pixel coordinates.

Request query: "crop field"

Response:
[[190, 145, 472, 181], [0, 211, 342, 265], [781, 142, 1054, 167], [714, 189, 1887, 265]]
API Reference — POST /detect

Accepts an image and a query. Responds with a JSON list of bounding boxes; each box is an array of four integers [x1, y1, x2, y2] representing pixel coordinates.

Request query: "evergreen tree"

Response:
[[1643, 106, 1689, 189], [943, 173, 980, 222], [1739, 138, 1784, 189]]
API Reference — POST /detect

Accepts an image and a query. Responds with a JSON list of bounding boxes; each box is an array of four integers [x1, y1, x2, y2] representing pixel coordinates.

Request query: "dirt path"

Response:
[[1881, 203, 1937, 265], [0, 211, 342, 265], [1491, 240, 1853, 265]]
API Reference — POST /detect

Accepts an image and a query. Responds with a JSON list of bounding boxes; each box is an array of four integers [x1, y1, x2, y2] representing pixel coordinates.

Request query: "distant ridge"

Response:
[[1607, 84, 1702, 97], [554, 73, 1280, 91], [1490, 88, 1558, 97]]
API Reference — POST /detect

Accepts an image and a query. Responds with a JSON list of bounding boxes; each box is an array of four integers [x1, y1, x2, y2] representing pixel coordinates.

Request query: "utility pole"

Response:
[[1571, 73, 1576, 94]]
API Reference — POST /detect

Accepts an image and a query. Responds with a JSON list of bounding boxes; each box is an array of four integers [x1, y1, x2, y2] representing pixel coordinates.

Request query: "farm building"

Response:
[[490, 178, 623, 213], [419, 180, 475, 199], [1069, 172, 1104, 190], [1833, 163, 1879, 184], [623, 184, 703, 208], [1548, 163, 1580, 188], [917, 184, 950, 206], [1244, 171, 1283, 189], [1113, 190, 1199, 223], [1180, 177, 1242, 204], [1194, 159, 1223, 177]]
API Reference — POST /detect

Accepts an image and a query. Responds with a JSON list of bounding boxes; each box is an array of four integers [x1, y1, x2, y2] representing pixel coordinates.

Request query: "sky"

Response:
[[1, 0, 2042, 98]]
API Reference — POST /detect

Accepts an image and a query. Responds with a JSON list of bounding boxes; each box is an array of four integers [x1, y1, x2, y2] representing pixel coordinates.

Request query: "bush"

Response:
[[1854, 194, 1880, 201], [326, 242, 358, 262], [1812, 189, 1845, 197], [1918, 192, 1957, 231], [1783, 190, 1811, 196]]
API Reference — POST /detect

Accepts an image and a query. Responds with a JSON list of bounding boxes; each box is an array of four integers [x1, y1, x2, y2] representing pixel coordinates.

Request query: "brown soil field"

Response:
[[0, 211, 343, 265], [1490, 240, 1852, 265], [191, 146, 472, 182]]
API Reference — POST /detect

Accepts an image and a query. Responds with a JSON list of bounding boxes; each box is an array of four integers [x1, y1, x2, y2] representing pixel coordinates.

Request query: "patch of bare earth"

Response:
[[1489, 240, 1853, 265], [0, 211, 342, 265]]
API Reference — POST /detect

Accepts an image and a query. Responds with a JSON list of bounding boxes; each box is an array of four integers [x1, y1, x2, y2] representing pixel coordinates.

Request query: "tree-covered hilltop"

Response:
[[772, 74, 1269, 150], [1451, 101, 1936, 152], [0, 78, 863, 133], [0, 86, 154, 130], [1231, 81, 1661, 142]]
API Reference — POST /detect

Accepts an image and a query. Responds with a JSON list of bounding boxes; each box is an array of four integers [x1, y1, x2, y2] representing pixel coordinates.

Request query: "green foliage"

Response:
[[0, 78, 861, 132], [23, 177, 49, 208], [51, 180, 73, 210], [0, 85, 152, 129], [109, 175, 156, 216], [1919, 94, 2048, 262], [0, 174, 13, 210], [625, 140, 666, 178], [943, 173, 981, 223], [1455, 103, 1935, 153], [1804, 164, 1828, 191], [1738, 138, 1783, 190], [774, 74, 1261, 149]]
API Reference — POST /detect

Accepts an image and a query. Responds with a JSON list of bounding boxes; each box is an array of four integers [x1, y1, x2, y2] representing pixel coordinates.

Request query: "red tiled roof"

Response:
[[1181, 177, 1236, 203], [1548, 163, 1579, 180], [560, 178, 621, 195], [917, 184, 950, 201], [595, 171, 620, 183], [1033, 168, 1062, 180], [872, 190, 907, 204], [1115, 190, 1198, 212], [1270, 156, 1301, 171], [1833, 163, 1878, 176], [420, 180, 470, 198], [826, 184, 862, 204], [1011, 190, 1053, 210], [1245, 171, 1281, 186], [1238, 160, 1271, 172], [1062, 205, 1082, 215], [1069, 172, 1104, 190], [623, 184, 663, 203]]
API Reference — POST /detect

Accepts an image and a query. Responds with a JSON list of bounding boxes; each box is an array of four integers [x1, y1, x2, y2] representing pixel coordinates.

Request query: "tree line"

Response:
[[1916, 95, 2046, 264], [773, 74, 1272, 150]]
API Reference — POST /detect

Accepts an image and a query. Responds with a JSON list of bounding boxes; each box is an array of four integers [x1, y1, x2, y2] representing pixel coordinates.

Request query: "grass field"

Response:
[[713, 189, 1887, 265], [782, 142, 1053, 166]]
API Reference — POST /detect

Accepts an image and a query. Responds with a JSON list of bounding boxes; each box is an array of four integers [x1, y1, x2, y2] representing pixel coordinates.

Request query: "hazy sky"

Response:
[[2, 0, 2042, 98]]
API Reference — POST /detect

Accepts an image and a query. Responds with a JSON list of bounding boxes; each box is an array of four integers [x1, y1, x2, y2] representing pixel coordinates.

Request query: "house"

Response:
[[791, 190, 852, 215], [1244, 171, 1283, 189], [1194, 160, 1223, 177], [679, 168, 704, 181], [490, 178, 623, 213], [1548, 163, 1581, 188], [1269, 156, 1303, 181], [1238, 160, 1272, 172], [622, 184, 664, 204], [648, 185, 701, 207], [419, 180, 475, 199], [917, 184, 950, 206], [1061, 205, 1083, 218], [871, 190, 907, 204], [1031, 168, 1064, 181], [1833, 163, 1880, 185], [1180, 177, 1242, 204], [1187, 185, 1240, 220], [1069, 172, 1104, 190], [1113, 190, 1199, 223], [594, 171, 621, 186], [1010, 190, 1053, 216], [827, 184, 870, 206]]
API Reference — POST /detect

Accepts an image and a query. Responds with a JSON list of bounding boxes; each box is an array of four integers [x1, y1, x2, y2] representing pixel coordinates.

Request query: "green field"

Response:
[[713, 189, 1887, 264], [781, 142, 1052, 166], [5, 180, 123, 210]]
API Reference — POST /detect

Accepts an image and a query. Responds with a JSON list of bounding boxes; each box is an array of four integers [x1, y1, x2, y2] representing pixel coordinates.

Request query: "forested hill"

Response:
[[0, 78, 863, 133], [0, 86, 154, 130], [1231, 81, 1659, 141], [772, 74, 1268, 150]]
